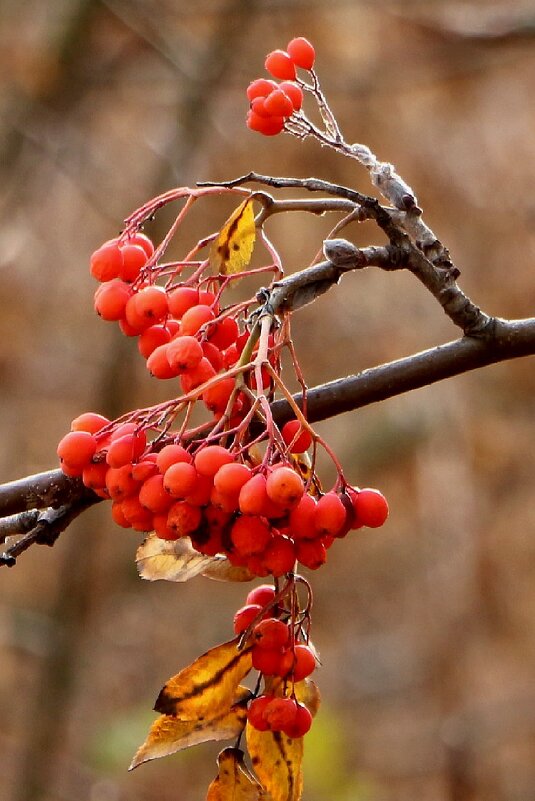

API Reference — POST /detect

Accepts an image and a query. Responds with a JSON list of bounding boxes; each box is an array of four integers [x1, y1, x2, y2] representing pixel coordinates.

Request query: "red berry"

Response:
[[127, 231, 154, 258], [194, 445, 233, 477], [133, 285, 169, 322], [266, 466, 304, 510], [184, 474, 213, 506], [111, 500, 131, 528], [121, 494, 154, 531], [202, 377, 236, 416], [282, 702, 312, 738], [246, 111, 285, 136], [202, 341, 224, 372], [207, 317, 239, 350], [263, 697, 298, 731], [156, 444, 192, 473], [106, 429, 147, 468], [279, 81, 303, 111], [81, 461, 109, 491], [246, 583, 276, 608], [138, 474, 173, 513], [353, 488, 389, 527], [288, 493, 317, 540], [167, 500, 202, 536], [231, 515, 272, 557], [163, 461, 198, 498], [138, 324, 172, 359], [246, 78, 278, 101], [265, 50, 297, 80], [250, 97, 273, 119], [290, 644, 316, 681], [262, 536, 296, 577], [57, 430, 97, 471], [119, 243, 147, 282], [295, 538, 327, 570], [105, 464, 139, 500], [233, 603, 262, 636], [90, 239, 123, 282], [286, 37, 315, 70], [131, 457, 158, 482], [180, 357, 216, 393], [94, 280, 132, 321], [252, 646, 285, 676], [166, 335, 204, 372], [314, 491, 347, 536], [180, 304, 215, 336], [253, 618, 290, 650], [167, 286, 199, 318], [264, 89, 294, 118], [146, 344, 179, 379], [281, 420, 312, 453], [247, 695, 273, 731], [70, 412, 110, 435], [214, 462, 252, 497]]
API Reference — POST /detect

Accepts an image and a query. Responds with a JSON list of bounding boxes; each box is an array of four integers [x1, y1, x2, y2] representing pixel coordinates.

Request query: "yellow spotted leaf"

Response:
[[136, 533, 253, 583], [129, 687, 251, 770], [206, 747, 270, 801], [210, 198, 256, 276], [246, 722, 304, 801], [155, 638, 253, 721]]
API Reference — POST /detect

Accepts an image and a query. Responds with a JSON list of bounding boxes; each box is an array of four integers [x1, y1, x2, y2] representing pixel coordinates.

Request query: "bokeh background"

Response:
[[1, 1, 535, 800]]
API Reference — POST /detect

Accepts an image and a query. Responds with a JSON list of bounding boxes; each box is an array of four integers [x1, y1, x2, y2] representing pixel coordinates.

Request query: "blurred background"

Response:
[[1, 1, 535, 800]]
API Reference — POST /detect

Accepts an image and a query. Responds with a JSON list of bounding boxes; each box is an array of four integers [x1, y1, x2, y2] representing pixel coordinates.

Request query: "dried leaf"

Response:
[[246, 723, 303, 801], [206, 747, 269, 801], [210, 198, 256, 276], [136, 533, 253, 583], [129, 687, 251, 770], [155, 638, 253, 721], [294, 679, 321, 718]]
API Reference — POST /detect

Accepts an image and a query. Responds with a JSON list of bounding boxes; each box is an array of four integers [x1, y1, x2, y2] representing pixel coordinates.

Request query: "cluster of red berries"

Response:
[[90, 234, 257, 411], [57, 414, 388, 578], [246, 37, 315, 136], [233, 583, 315, 737]]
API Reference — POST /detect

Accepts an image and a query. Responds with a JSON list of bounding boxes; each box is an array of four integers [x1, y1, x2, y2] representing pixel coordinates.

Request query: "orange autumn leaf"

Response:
[[246, 723, 303, 801], [129, 687, 251, 770], [210, 198, 256, 276], [206, 747, 270, 801], [155, 638, 253, 721], [136, 533, 253, 583]]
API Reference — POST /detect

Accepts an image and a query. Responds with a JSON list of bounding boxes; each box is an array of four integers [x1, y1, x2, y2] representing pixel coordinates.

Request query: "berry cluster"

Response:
[[57, 414, 388, 578], [91, 235, 250, 401], [246, 37, 315, 136], [233, 583, 315, 737]]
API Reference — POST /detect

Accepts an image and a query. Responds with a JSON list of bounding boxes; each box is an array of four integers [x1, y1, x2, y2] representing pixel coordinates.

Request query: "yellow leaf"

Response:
[[294, 679, 321, 718], [129, 687, 251, 770], [155, 638, 253, 721], [136, 533, 253, 583], [210, 198, 256, 276], [206, 747, 269, 801], [246, 722, 304, 801]]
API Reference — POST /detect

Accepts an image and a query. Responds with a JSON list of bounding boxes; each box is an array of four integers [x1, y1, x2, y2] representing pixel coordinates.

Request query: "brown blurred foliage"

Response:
[[1, 2, 535, 800]]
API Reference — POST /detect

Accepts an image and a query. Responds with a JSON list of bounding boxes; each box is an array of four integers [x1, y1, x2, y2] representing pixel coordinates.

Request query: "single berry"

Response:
[[265, 50, 297, 80], [119, 243, 147, 282], [247, 695, 273, 731], [264, 89, 294, 118], [253, 618, 290, 650], [281, 420, 312, 453], [180, 304, 215, 336], [166, 335, 204, 372], [246, 78, 278, 101], [94, 280, 132, 321], [70, 412, 110, 434], [282, 702, 312, 738], [57, 430, 97, 471], [90, 239, 123, 282], [163, 461, 198, 498], [246, 111, 285, 136], [279, 81, 303, 110], [156, 444, 192, 473], [233, 603, 263, 635], [167, 286, 199, 318], [314, 491, 347, 536], [287, 37, 315, 70], [231, 515, 272, 557], [262, 536, 296, 577], [353, 488, 389, 527], [246, 583, 276, 608], [266, 465, 304, 509], [194, 445, 234, 477]]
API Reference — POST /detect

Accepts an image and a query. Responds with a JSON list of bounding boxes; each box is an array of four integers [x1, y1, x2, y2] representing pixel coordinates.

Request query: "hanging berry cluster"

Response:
[[55, 36, 390, 801]]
